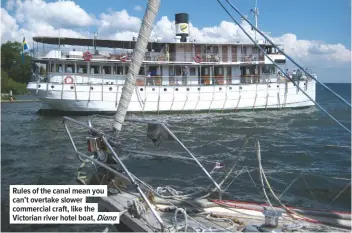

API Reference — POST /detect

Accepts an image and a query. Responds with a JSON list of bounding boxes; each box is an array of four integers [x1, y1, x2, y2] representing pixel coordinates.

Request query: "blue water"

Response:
[[1, 83, 351, 232]]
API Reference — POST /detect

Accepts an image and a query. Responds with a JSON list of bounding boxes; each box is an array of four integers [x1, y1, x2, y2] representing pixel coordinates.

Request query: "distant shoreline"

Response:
[[1, 99, 41, 103]]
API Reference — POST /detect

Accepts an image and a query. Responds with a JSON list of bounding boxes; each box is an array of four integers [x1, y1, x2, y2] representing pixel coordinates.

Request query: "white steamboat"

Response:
[[26, 13, 316, 114]]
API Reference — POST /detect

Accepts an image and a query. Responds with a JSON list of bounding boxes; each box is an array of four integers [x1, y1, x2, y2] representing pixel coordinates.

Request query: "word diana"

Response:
[[97, 214, 118, 221]]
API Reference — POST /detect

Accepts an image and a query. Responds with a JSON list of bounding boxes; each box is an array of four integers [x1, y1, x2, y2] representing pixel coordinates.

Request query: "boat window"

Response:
[[114, 65, 123, 75], [214, 67, 223, 75], [190, 67, 196, 76], [139, 67, 145, 75], [77, 64, 87, 73], [253, 46, 258, 53], [90, 64, 99, 74], [242, 47, 247, 54], [169, 66, 174, 76], [213, 46, 219, 54], [103, 66, 111, 74], [175, 66, 182, 76], [124, 66, 129, 75], [204, 67, 209, 75], [66, 64, 75, 73]]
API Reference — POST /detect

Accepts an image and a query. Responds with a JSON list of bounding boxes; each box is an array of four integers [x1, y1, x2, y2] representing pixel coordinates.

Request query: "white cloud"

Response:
[[1, 3, 350, 82], [1, 8, 21, 42], [133, 5, 143, 11], [98, 9, 141, 38], [14, 0, 96, 29]]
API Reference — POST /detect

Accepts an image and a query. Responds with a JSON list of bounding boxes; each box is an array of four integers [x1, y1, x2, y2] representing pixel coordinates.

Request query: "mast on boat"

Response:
[[113, 0, 161, 135], [251, 0, 259, 41]]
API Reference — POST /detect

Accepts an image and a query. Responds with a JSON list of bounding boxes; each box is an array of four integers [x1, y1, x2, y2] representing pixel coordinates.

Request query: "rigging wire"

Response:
[[215, 0, 351, 134], [224, 0, 351, 109]]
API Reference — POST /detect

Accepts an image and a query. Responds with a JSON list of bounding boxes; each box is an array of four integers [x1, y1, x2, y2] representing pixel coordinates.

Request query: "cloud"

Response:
[[98, 9, 141, 38], [1, 8, 21, 42], [1, 3, 350, 82], [14, 0, 96, 29], [133, 5, 143, 11]]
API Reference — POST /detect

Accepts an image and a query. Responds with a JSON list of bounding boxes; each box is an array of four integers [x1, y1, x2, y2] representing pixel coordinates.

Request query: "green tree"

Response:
[[1, 41, 32, 84], [40, 66, 46, 76], [1, 70, 27, 94]]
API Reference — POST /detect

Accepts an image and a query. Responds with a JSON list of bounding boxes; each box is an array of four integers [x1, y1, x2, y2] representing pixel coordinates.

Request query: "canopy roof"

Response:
[[33, 36, 167, 50], [33, 36, 280, 48]]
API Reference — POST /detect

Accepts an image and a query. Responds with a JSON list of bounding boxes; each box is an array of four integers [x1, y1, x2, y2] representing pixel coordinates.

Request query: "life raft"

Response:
[[64, 76, 74, 84], [194, 55, 202, 63], [83, 51, 92, 61], [120, 54, 127, 62]]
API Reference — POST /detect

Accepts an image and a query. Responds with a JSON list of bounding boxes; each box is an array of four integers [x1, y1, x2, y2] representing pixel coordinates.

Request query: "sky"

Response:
[[1, 0, 351, 83]]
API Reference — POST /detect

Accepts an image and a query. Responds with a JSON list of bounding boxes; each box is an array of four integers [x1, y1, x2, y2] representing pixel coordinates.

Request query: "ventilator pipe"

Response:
[[113, 0, 161, 134]]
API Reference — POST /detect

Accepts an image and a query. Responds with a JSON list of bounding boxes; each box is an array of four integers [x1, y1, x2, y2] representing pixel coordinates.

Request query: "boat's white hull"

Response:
[[27, 81, 316, 113]]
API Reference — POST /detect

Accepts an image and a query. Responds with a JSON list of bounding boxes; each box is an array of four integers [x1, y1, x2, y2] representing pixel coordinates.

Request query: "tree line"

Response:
[[1, 41, 33, 94]]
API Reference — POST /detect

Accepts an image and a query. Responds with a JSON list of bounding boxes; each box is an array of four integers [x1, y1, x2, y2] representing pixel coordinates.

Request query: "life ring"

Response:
[[64, 76, 74, 84], [194, 55, 202, 63], [83, 51, 92, 61], [120, 54, 127, 62]]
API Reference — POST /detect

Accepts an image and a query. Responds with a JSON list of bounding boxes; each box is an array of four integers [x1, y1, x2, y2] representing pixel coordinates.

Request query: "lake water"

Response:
[[1, 83, 351, 232]]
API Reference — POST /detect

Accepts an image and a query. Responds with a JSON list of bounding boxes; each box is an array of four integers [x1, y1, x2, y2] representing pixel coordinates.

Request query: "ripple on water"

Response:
[[1, 85, 351, 231]]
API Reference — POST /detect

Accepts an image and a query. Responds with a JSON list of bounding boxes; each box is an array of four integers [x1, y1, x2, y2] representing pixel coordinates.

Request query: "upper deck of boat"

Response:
[[31, 36, 286, 65], [33, 36, 284, 49]]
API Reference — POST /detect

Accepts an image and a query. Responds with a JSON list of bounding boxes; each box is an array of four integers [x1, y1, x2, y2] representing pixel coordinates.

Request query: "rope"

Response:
[[216, 0, 351, 134], [329, 181, 351, 205], [224, 0, 351, 109]]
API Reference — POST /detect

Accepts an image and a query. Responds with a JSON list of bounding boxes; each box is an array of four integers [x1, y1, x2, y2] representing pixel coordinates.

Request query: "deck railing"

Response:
[[32, 47, 267, 64], [32, 73, 292, 86]]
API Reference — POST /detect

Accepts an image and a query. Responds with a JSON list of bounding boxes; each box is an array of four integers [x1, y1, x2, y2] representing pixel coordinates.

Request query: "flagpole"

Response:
[[22, 38, 24, 64]]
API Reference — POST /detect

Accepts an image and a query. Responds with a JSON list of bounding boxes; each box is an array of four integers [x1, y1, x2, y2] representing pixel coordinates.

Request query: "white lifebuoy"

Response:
[[64, 76, 73, 84]]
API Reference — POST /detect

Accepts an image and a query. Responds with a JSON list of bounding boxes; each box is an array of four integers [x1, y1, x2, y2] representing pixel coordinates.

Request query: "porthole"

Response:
[[229, 87, 232, 90], [219, 87, 222, 90], [90, 87, 94, 90], [239, 86, 242, 90], [186, 88, 190, 91], [152, 88, 155, 91], [277, 85, 279, 88], [70, 86, 74, 90], [164, 88, 167, 91], [197, 88, 200, 91], [268, 85, 271, 88], [175, 88, 179, 91], [140, 88, 143, 91], [38, 85, 41, 88], [51, 85, 54, 89], [109, 87, 113, 91], [105, 82, 109, 85]]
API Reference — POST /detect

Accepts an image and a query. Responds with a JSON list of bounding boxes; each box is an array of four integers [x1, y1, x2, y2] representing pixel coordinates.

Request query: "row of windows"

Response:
[[49, 64, 232, 76]]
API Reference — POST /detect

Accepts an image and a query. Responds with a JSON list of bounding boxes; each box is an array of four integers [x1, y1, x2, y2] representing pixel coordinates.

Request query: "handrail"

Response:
[[32, 46, 275, 63], [62, 116, 166, 232], [33, 74, 306, 86]]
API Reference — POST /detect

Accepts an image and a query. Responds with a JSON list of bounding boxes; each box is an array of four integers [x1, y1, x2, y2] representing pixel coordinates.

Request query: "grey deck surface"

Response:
[[99, 192, 351, 232]]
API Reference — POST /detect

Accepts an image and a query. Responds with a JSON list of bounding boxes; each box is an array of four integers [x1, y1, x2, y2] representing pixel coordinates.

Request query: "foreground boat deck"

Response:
[[99, 192, 351, 232]]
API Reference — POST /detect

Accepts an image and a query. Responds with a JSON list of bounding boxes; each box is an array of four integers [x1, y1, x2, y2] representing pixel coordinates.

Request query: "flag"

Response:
[[22, 37, 30, 64], [23, 37, 30, 51], [210, 162, 224, 174]]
